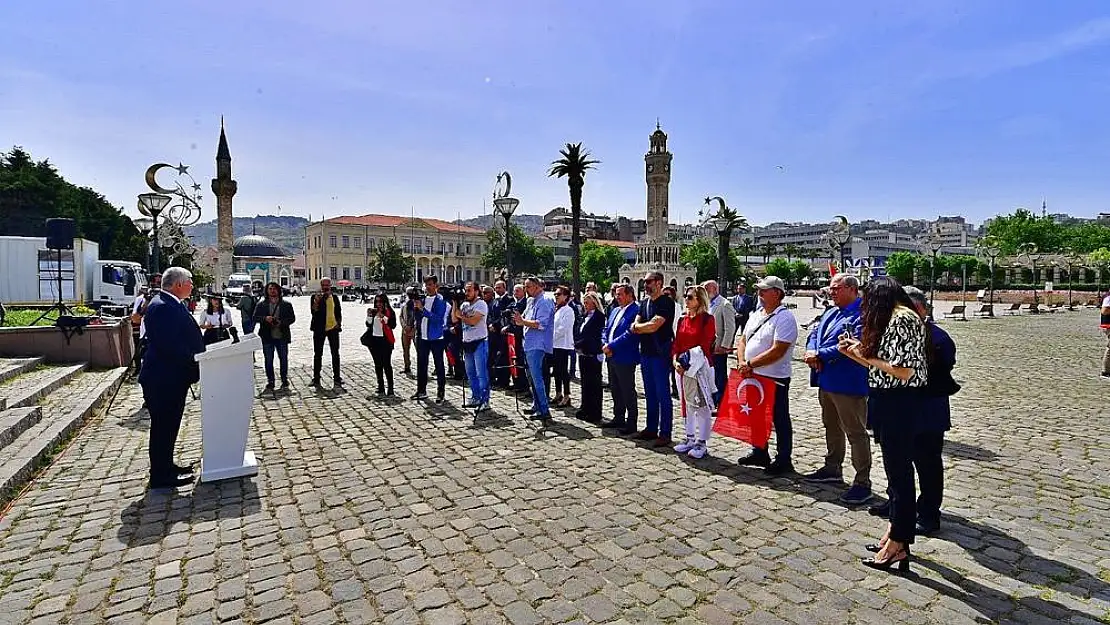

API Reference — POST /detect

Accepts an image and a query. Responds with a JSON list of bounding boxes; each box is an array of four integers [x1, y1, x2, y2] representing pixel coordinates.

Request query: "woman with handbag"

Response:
[[199, 294, 237, 345], [672, 285, 717, 459], [363, 292, 397, 396]]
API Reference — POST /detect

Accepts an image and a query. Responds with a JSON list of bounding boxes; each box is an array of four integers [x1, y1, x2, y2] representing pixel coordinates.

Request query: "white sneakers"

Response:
[[675, 437, 708, 458]]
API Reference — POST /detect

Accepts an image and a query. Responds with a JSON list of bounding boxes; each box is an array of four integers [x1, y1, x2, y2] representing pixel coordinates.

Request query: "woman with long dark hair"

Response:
[[838, 277, 928, 573], [200, 294, 236, 345], [363, 292, 397, 396], [253, 282, 295, 392]]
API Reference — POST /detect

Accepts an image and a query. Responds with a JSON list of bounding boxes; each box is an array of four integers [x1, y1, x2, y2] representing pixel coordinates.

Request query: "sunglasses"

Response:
[[685, 294, 697, 300]]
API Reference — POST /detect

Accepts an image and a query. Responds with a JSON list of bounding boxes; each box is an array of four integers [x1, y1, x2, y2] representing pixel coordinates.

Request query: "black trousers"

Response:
[[552, 348, 573, 397], [607, 361, 638, 429], [914, 431, 945, 526], [313, 329, 341, 382], [578, 353, 603, 419], [368, 336, 394, 392], [416, 338, 446, 397], [758, 376, 792, 461], [143, 381, 188, 481], [490, 333, 509, 386], [870, 388, 921, 545], [511, 331, 527, 390]]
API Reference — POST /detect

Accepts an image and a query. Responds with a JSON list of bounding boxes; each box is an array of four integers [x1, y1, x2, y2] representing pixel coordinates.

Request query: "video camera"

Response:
[[439, 284, 467, 306]]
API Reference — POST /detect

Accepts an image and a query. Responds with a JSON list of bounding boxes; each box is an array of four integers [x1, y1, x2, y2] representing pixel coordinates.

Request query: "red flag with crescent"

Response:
[[713, 370, 776, 448], [507, 333, 518, 377]]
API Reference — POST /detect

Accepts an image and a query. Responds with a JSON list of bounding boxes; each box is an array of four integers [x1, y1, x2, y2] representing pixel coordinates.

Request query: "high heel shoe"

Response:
[[865, 543, 882, 553], [862, 546, 911, 572]]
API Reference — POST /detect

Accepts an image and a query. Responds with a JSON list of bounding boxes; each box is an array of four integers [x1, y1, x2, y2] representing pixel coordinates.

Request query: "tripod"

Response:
[[33, 247, 74, 326]]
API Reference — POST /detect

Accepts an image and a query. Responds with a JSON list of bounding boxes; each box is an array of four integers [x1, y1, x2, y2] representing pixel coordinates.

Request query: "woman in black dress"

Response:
[[574, 291, 606, 423], [363, 292, 397, 396]]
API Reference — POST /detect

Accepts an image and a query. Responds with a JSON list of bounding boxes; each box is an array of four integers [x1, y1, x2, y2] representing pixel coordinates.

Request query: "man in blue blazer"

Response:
[[600, 284, 641, 435], [412, 275, 449, 403], [138, 267, 205, 490]]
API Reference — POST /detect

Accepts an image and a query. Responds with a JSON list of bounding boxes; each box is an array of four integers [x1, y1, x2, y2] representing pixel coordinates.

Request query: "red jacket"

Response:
[[672, 312, 716, 360]]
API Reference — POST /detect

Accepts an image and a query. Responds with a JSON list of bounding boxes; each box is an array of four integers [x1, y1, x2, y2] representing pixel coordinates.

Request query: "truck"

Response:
[[224, 273, 253, 305], [0, 236, 148, 308]]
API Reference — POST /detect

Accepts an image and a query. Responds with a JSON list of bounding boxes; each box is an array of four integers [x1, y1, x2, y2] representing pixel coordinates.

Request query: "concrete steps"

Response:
[[0, 359, 126, 504], [0, 357, 42, 387]]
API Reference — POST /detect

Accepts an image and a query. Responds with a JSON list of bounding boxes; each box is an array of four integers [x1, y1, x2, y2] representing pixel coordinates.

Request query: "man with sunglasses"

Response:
[[630, 271, 677, 447], [310, 278, 343, 388]]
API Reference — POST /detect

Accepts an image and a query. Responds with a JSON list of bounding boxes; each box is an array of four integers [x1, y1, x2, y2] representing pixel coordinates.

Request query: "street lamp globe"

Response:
[[137, 192, 172, 217], [133, 216, 154, 235], [712, 215, 733, 234], [493, 196, 519, 218]]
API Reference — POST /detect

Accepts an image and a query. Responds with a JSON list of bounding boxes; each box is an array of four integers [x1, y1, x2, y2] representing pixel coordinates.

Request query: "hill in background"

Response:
[[456, 213, 546, 235], [186, 215, 308, 253]]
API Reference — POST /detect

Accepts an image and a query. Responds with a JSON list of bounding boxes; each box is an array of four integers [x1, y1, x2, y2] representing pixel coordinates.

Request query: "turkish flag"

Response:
[[829, 261, 838, 277], [713, 370, 776, 448], [507, 334, 518, 378]]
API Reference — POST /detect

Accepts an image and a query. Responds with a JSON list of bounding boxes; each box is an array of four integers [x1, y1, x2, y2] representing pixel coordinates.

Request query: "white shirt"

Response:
[[132, 294, 148, 339], [1103, 295, 1110, 308], [367, 310, 385, 337], [553, 305, 575, 350], [608, 305, 628, 343], [460, 299, 488, 342], [420, 295, 436, 337], [202, 309, 234, 330], [742, 304, 798, 379]]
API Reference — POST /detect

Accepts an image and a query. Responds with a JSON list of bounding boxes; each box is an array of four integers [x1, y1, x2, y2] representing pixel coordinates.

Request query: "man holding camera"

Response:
[[400, 286, 418, 376], [310, 278, 343, 388], [513, 277, 555, 420], [413, 275, 449, 404], [454, 281, 491, 412]]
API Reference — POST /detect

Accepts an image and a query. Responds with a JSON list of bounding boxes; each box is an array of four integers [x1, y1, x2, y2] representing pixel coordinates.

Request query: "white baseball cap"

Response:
[[755, 276, 785, 292]]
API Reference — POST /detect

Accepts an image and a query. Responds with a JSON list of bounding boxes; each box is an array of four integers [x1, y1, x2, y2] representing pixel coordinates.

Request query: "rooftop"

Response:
[[324, 214, 485, 235]]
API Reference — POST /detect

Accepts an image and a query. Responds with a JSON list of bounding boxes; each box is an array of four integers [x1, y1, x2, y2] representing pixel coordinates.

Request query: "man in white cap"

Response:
[[734, 275, 798, 475]]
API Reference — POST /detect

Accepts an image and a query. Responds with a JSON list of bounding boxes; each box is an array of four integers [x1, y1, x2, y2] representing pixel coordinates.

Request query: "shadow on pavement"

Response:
[[942, 440, 1000, 462], [117, 479, 262, 547]]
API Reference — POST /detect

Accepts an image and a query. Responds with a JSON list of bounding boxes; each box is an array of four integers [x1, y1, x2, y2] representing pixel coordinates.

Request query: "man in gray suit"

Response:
[[703, 280, 737, 407]]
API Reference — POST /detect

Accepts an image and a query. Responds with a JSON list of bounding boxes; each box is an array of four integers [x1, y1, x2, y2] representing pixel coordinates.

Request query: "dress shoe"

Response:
[[915, 520, 940, 535], [582, 414, 602, 424], [618, 427, 639, 436], [737, 449, 772, 467], [172, 463, 195, 475], [634, 430, 658, 441], [763, 458, 794, 476], [868, 502, 890, 518], [600, 419, 627, 429], [653, 436, 672, 448], [149, 475, 195, 489]]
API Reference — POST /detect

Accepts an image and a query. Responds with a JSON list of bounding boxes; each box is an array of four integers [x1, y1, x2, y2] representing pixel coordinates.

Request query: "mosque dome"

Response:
[[233, 234, 286, 258]]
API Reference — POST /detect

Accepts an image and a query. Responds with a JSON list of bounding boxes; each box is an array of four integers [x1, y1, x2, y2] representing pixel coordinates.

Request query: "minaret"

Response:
[[645, 121, 673, 242], [211, 117, 237, 283]]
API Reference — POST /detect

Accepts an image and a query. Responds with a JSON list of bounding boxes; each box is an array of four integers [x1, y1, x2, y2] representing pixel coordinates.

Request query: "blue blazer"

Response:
[[602, 302, 640, 365], [921, 321, 956, 432], [138, 291, 205, 386], [805, 298, 868, 396], [415, 293, 448, 341]]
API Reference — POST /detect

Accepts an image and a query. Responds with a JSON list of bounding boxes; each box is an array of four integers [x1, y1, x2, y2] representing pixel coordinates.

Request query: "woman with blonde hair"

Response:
[[671, 285, 717, 458], [574, 291, 607, 422]]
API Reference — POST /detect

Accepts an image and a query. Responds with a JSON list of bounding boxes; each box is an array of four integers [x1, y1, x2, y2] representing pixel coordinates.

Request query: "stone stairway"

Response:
[[0, 358, 126, 504]]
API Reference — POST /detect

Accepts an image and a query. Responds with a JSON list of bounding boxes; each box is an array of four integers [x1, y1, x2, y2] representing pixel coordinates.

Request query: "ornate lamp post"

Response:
[[1063, 247, 1081, 309], [492, 172, 519, 281], [698, 196, 747, 292], [824, 215, 851, 273], [137, 193, 172, 275], [976, 235, 1001, 307], [133, 216, 154, 274], [919, 233, 945, 310], [1017, 242, 1040, 311]]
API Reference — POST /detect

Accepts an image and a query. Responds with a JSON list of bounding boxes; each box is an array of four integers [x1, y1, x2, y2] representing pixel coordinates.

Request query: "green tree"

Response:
[[788, 260, 813, 286], [679, 238, 742, 283], [984, 209, 1066, 254], [547, 142, 599, 296], [758, 242, 777, 264], [884, 251, 918, 285], [369, 238, 415, 289], [782, 244, 802, 262], [764, 258, 793, 286], [0, 146, 146, 261], [576, 241, 625, 291], [1089, 248, 1110, 290], [482, 223, 554, 278]]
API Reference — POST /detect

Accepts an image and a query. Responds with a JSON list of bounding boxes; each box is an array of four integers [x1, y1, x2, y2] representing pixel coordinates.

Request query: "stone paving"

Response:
[[0, 303, 1107, 624]]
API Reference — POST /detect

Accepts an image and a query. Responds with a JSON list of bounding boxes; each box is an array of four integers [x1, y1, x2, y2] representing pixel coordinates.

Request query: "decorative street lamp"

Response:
[[919, 233, 945, 310], [975, 235, 1001, 308], [1017, 242, 1040, 311], [1063, 247, 1081, 310], [824, 216, 851, 273], [133, 216, 154, 273], [137, 192, 172, 275], [492, 171, 519, 281], [698, 196, 748, 292]]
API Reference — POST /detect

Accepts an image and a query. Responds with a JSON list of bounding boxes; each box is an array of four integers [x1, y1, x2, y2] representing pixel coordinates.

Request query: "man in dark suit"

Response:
[[138, 267, 205, 490], [490, 280, 513, 388], [310, 278, 343, 388], [600, 284, 641, 435]]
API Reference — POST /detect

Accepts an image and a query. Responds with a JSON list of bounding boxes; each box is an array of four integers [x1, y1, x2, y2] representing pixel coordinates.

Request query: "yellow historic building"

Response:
[[304, 214, 494, 287]]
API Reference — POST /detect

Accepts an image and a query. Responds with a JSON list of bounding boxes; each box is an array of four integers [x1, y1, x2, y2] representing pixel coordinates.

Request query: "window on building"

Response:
[[342, 267, 350, 280], [425, 238, 433, 251], [354, 267, 362, 280], [475, 244, 481, 255], [315, 236, 321, 248], [415, 241, 423, 254], [402, 238, 410, 253], [367, 238, 375, 250], [353, 236, 361, 248], [466, 269, 472, 281], [440, 242, 446, 254], [466, 244, 472, 255], [456, 243, 462, 255], [329, 266, 337, 279], [341, 235, 350, 248], [329, 235, 337, 248]]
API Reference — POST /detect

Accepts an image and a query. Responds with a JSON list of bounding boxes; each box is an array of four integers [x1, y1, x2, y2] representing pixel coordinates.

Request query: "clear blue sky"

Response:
[[3, 1, 1110, 228]]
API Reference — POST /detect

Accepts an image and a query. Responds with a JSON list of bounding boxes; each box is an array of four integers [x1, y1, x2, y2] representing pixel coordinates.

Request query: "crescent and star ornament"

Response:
[[144, 163, 178, 194], [736, 377, 765, 415]]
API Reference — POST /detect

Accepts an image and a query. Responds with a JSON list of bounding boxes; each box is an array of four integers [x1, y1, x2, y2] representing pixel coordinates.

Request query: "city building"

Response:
[[618, 124, 697, 292], [542, 207, 649, 243], [537, 235, 636, 271], [304, 214, 493, 287], [926, 216, 979, 252]]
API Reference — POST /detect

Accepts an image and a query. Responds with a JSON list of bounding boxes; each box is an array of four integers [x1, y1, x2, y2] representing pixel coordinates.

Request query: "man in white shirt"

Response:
[[734, 275, 799, 475], [454, 281, 490, 412]]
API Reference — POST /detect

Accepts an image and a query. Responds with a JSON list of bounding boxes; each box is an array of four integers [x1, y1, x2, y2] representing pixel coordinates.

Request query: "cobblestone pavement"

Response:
[[0, 307, 1107, 624]]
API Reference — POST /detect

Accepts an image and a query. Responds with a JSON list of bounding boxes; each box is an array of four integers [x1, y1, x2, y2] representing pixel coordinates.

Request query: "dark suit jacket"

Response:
[[309, 292, 343, 333], [253, 298, 296, 344], [602, 302, 641, 366], [921, 321, 957, 432], [574, 310, 605, 355], [138, 291, 205, 386]]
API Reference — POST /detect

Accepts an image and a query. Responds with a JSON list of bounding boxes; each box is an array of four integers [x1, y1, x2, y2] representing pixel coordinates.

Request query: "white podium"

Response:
[[194, 334, 262, 483]]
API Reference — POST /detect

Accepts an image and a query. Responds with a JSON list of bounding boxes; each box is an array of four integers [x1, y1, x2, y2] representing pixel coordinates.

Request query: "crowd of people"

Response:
[[135, 264, 970, 572]]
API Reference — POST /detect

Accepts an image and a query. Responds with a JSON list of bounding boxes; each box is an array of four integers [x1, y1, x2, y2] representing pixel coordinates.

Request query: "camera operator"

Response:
[[489, 281, 512, 388], [399, 287, 419, 376], [412, 275, 448, 404], [453, 281, 491, 412]]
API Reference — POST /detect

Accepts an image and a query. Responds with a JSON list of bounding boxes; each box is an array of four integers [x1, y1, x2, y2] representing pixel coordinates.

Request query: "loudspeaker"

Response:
[[45, 218, 75, 250]]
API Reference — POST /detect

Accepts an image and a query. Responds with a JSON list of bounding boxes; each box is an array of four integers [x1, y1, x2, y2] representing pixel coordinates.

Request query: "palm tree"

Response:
[[548, 143, 600, 295], [783, 244, 801, 262], [759, 242, 777, 264]]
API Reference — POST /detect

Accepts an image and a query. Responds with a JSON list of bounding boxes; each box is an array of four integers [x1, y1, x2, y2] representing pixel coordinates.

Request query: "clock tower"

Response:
[[645, 122, 673, 242]]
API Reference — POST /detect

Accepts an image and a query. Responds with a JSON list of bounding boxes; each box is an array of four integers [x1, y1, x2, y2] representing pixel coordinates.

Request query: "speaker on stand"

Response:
[[32, 218, 77, 326]]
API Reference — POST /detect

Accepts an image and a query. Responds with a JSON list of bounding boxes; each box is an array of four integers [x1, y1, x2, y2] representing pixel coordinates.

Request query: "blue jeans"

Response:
[[462, 340, 490, 404], [641, 355, 673, 437], [712, 354, 729, 406], [262, 341, 289, 385], [525, 349, 550, 415], [416, 338, 445, 397]]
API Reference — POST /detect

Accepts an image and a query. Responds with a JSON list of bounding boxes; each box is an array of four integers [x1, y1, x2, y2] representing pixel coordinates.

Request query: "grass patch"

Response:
[[1, 306, 97, 328]]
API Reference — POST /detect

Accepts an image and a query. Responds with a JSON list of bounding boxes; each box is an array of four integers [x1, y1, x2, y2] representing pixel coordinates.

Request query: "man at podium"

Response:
[[138, 267, 205, 490]]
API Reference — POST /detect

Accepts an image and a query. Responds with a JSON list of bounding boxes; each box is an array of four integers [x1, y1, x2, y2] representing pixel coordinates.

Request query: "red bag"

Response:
[[713, 370, 776, 448], [383, 322, 395, 345]]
